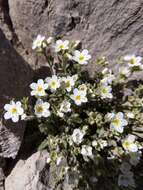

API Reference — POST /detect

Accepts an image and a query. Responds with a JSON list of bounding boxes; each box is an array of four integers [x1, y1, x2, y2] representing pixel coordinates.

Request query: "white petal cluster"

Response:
[[72, 49, 91, 65], [81, 145, 93, 161], [30, 79, 48, 97], [45, 75, 60, 92], [78, 84, 87, 94], [46, 37, 53, 44], [61, 75, 77, 92], [126, 112, 135, 119], [92, 140, 98, 147], [70, 88, 87, 106], [124, 54, 142, 68], [4, 101, 24, 122], [99, 85, 113, 99], [98, 139, 108, 149], [99, 68, 114, 99], [32, 35, 46, 51], [101, 68, 115, 85], [57, 100, 71, 118], [72, 129, 85, 145], [122, 135, 138, 152], [110, 112, 128, 133], [55, 40, 69, 52], [119, 66, 131, 78], [34, 99, 50, 118]]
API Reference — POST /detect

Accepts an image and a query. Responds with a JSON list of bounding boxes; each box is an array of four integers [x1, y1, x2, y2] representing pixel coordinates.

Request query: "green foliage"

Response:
[[3, 36, 143, 189]]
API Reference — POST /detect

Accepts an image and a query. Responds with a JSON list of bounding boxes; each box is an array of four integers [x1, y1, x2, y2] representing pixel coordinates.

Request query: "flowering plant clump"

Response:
[[3, 35, 143, 189]]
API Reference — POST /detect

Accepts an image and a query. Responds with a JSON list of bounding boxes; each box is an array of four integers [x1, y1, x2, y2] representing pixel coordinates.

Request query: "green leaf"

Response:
[[38, 139, 49, 150]]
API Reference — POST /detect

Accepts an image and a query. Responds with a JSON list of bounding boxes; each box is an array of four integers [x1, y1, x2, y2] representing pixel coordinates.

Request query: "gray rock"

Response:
[[5, 151, 78, 190], [8, 0, 143, 73], [5, 151, 50, 190], [0, 167, 5, 190], [0, 29, 33, 158], [0, 0, 13, 42]]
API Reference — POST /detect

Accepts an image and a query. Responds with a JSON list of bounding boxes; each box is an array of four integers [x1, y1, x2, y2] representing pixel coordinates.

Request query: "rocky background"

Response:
[[0, 0, 143, 189]]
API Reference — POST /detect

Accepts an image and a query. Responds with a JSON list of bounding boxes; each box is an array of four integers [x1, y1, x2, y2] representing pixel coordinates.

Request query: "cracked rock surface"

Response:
[[0, 29, 33, 158], [5, 151, 74, 190], [8, 0, 143, 72], [5, 151, 49, 190]]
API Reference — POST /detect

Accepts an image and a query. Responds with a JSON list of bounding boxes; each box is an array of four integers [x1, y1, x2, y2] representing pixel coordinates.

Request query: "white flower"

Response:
[[72, 129, 85, 145], [60, 100, 71, 113], [101, 69, 115, 85], [45, 75, 60, 92], [119, 67, 131, 77], [110, 112, 128, 133], [120, 162, 131, 174], [57, 100, 71, 118], [32, 35, 46, 50], [98, 140, 108, 149], [118, 172, 135, 188], [129, 151, 142, 166], [55, 40, 69, 52], [122, 135, 138, 152], [72, 49, 91, 65], [4, 101, 24, 122], [124, 54, 142, 67], [92, 140, 98, 147], [30, 79, 48, 97], [62, 75, 76, 92], [21, 113, 27, 120], [57, 111, 64, 118], [70, 88, 87, 106], [78, 84, 88, 94], [81, 145, 93, 161], [126, 112, 134, 119], [47, 37, 53, 44], [72, 74, 78, 81], [99, 85, 113, 99], [34, 99, 50, 118]]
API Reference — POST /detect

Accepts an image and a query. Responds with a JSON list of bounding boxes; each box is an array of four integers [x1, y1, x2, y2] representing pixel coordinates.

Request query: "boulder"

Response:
[[8, 0, 143, 72], [5, 151, 49, 190], [0, 29, 33, 158], [5, 150, 78, 190]]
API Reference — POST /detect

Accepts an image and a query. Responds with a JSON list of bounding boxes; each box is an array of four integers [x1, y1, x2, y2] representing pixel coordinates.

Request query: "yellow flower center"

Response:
[[36, 106, 44, 113], [76, 95, 81, 101], [65, 81, 71, 88], [112, 118, 121, 127], [11, 107, 17, 114], [38, 86, 43, 92], [51, 81, 56, 87], [79, 55, 85, 61], [59, 44, 64, 49], [130, 58, 136, 65], [123, 141, 131, 149], [102, 88, 108, 94]]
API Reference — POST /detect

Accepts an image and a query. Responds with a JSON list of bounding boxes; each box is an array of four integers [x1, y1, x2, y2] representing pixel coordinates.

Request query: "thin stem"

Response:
[[42, 49, 55, 75]]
